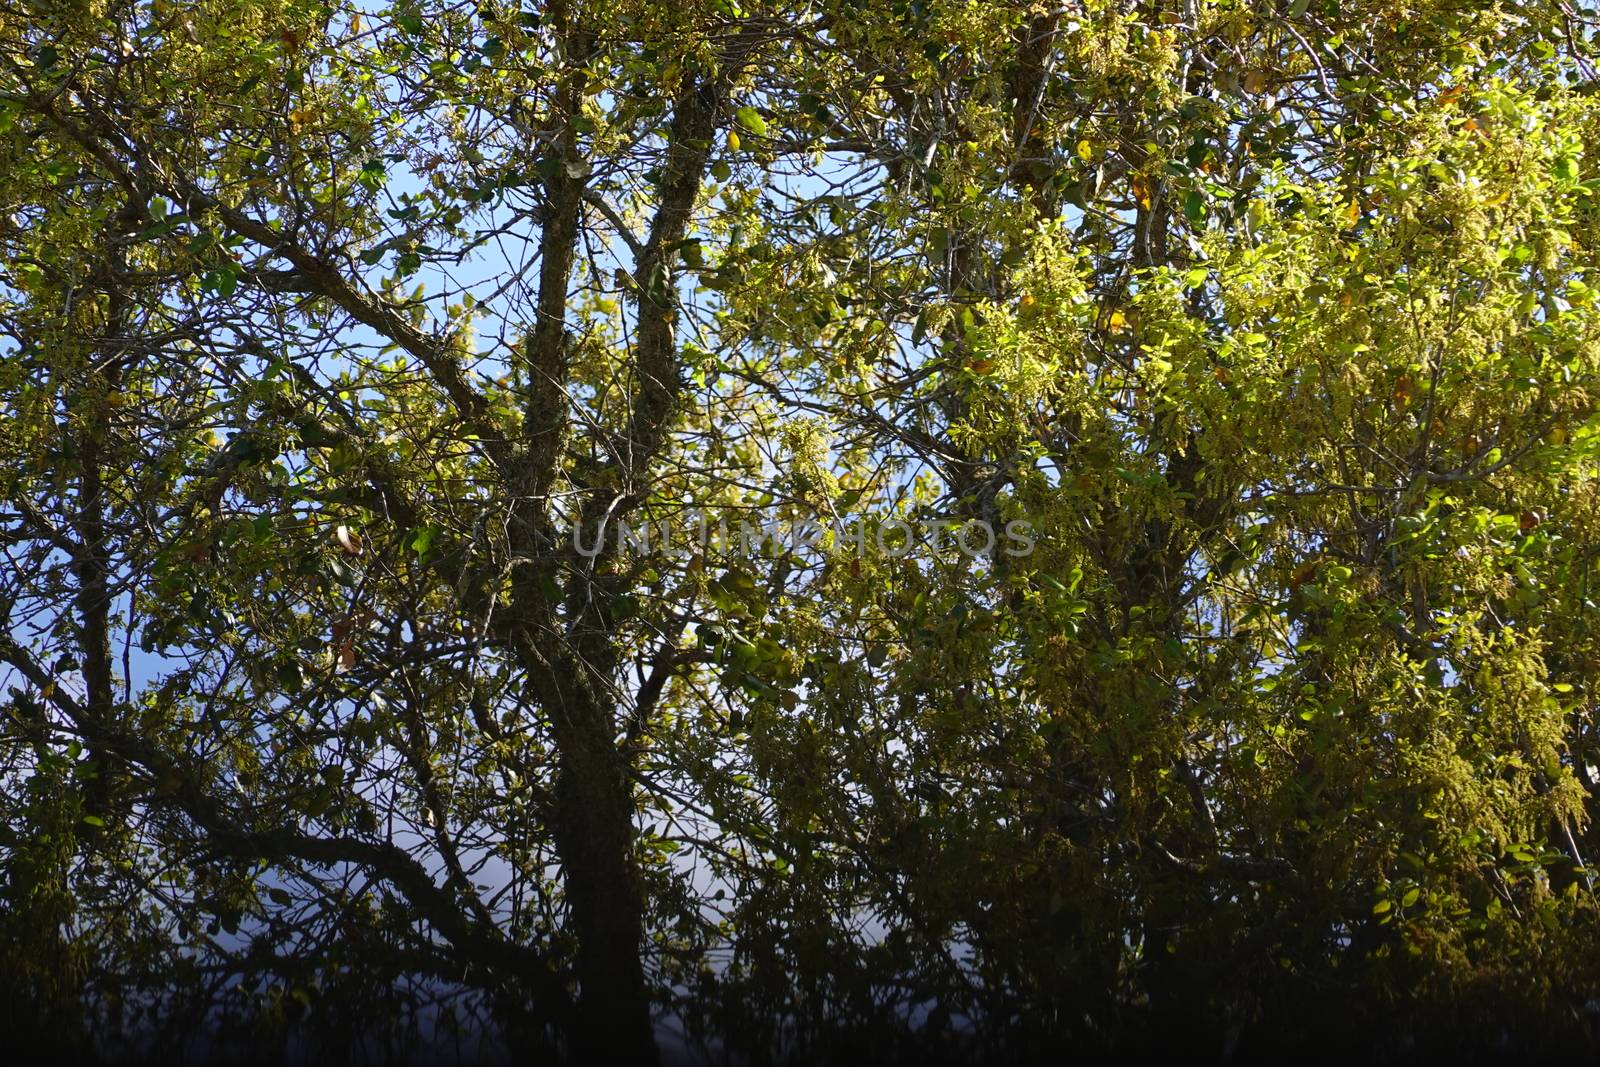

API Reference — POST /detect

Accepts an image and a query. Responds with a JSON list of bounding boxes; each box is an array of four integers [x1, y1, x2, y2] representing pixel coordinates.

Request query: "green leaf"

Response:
[[276, 661, 305, 694], [734, 107, 768, 137]]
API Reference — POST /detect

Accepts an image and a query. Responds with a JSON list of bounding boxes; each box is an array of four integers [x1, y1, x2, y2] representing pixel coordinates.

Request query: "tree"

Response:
[[4, 0, 1600, 1061]]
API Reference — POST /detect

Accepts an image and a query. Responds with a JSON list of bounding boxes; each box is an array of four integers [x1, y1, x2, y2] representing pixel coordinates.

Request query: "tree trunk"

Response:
[[549, 700, 658, 1063]]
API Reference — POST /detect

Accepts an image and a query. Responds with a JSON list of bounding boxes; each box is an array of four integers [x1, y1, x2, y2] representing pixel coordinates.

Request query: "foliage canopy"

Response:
[[5, 0, 1600, 1061]]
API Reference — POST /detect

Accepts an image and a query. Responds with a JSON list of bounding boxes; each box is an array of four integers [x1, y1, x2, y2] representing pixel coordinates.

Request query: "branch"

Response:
[[15, 74, 514, 479], [0, 634, 573, 1023]]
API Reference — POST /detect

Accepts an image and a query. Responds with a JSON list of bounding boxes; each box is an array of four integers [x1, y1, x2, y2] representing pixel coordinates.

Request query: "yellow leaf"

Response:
[[726, 130, 741, 153], [1131, 176, 1152, 210], [1242, 69, 1269, 95]]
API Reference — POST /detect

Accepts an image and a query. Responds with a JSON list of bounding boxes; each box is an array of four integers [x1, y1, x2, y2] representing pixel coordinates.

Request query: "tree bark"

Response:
[[550, 690, 658, 1062]]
